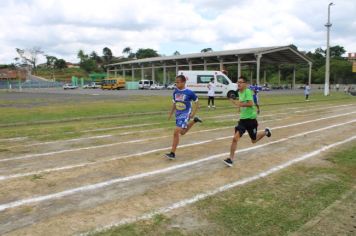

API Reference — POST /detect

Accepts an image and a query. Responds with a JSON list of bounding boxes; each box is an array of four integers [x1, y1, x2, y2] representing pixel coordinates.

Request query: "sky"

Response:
[[0, 0, 355, 64]]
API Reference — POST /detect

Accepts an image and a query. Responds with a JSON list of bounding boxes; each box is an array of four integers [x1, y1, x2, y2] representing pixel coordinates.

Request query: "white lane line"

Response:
[[2, 104, 352, 146], [1, 110, 355, 163], [209, 103, 345, 119], [25, 104, 356, 140], [1, 119, 355, 211], [0, 136, 170, 163], [7, 135, 113, 148], [118, 128, 164, 135], [214, 104, 355, 122], [83, 134, 356, 235], [78, 122, 161, 133], [0, 137, 28, 142], [6, 128, 166, 149]]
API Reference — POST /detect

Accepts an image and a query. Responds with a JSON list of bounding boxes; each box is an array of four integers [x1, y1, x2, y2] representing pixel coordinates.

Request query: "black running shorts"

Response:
[[235, 119, 258, 140]]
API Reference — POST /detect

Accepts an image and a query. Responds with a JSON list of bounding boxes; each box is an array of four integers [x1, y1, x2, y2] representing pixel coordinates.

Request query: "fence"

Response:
[[0, 80, 63, 90]]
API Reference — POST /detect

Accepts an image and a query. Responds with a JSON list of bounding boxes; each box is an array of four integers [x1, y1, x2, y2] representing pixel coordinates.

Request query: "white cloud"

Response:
[[0, 0, 355, 64]]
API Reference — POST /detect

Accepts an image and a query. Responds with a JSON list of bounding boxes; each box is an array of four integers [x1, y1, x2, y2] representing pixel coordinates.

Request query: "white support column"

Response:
[[175, 61, 179, 75], [151, 64, 155, 83], [250, 69, 253, 84], [256, 54, 262, 85], [308, 62, 312, 86], [131, 65, 135, 81], [203, 59, 207, 70], [163, 63, 167, 85], [263, 70, 266, 85], [114, 69, 117, 78], [141, 64, 144, 80], [123, 68, 126, 78], [188, 60, 192, 70], [292, 66, 296, 89], [219, 58, 224, 71], [237, 57, 241, 79]]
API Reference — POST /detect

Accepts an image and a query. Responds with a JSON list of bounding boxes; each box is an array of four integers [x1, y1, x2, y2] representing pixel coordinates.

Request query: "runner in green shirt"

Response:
[[224, 76, 272, 167]]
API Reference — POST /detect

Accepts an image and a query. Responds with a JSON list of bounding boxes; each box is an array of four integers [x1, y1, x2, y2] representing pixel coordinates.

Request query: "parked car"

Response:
[[149, 83, 164, 90], [261, 86, 270, 91], [138, 79, 153, 89], [83, 82, 100, 89], [63, 83, 78, 89], [167, 83, 176, 89]]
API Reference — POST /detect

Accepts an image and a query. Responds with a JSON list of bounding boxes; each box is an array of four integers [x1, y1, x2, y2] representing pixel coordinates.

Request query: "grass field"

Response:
[[0, 90, 355, 235], [94, 145, 356, 236]]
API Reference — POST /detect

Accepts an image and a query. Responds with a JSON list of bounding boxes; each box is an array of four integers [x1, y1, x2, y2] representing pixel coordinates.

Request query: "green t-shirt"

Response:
[[239, 88, 256, 119]]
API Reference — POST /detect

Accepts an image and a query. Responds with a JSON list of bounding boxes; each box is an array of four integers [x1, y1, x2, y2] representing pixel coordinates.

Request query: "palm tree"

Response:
[[77, 50, 88, 63], [122, 47, 132, 56], [102, 47, 113, 64], [90, 51, 102, 63]]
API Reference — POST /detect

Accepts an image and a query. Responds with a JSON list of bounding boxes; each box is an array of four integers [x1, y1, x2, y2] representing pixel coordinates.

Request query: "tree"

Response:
[[16, 47, 44, 69], [201, 48, 213, 53], [135, 48, 159, 59], [77, 49, 97, 72], [44, 55, 57, 81], [54, 59, 67, 69], [306, 48, 325, 68], [45, 55, 57, 67], [122, 47, 132, 56], [128, 52, 136, 59], [90, 51, 102, 64], [102, 47, 113, 64], [77, 49, 88, 63], [330, 45, 346, 58], [80, 59, 97, 73], [330, 59, 353, 84], [173, 51, 180, 56]]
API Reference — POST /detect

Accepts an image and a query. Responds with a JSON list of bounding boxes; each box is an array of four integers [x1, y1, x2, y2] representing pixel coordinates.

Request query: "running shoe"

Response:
[[265, 128, 272, 138], [223, 158, 233, 167], [193, 116, 202, 123], [165, 152, 175, 160]]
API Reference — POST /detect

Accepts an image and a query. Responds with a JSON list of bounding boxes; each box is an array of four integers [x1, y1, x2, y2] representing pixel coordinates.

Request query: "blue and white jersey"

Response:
[[172, 88, 198, 118]]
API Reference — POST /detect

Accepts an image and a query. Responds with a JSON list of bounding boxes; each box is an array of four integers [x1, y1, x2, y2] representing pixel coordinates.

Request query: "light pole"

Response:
[[324, 2, 334, 96]]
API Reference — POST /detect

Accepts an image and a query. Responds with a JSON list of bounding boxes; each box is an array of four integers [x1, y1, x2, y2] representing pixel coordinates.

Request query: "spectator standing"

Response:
[[304, 83, 311, 101], [207, 78, 216, 109]]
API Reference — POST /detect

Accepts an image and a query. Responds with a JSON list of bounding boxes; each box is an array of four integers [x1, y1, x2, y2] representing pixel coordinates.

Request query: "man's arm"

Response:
[[239, 100, 254, 107], [168, 103, 176, 120]]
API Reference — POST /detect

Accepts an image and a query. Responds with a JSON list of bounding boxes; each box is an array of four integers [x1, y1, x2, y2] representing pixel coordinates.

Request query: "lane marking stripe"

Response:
[[84, 134, 356, 235], [0, 119, 355, 211], [1, 110, 355, 163]]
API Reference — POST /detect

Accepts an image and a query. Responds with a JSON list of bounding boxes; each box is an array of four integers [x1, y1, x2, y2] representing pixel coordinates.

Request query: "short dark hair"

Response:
[[238, 76, 247, 82], [176, 74, 186, 82]]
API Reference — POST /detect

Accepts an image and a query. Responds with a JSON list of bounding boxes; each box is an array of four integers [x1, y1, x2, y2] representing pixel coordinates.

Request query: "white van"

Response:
[[138, 80, 153, 89], [178, 71, 237, 98]]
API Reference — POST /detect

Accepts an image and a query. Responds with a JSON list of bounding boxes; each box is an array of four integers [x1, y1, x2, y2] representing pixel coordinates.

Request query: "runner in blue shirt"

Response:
[[250, 85, 261, 114], [165, 75, 202, 159]]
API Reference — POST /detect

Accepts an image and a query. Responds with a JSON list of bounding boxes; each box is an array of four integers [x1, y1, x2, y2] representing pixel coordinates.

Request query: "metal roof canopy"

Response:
[[107, 45, 313, 86]]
